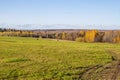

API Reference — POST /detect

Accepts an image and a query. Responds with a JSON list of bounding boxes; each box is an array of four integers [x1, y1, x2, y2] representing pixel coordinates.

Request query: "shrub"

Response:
[[75, 37, 85, 42]]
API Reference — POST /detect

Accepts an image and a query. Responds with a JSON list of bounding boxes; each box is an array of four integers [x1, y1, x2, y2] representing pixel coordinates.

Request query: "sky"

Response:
[[0, 0, 120, 29]]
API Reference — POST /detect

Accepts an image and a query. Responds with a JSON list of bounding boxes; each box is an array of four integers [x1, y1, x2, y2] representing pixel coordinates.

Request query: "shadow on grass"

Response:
[[5, 58, 31, 63]]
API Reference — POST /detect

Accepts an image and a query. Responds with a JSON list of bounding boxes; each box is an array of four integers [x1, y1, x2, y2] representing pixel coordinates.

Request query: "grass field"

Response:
[[0, 36, 119, 80]]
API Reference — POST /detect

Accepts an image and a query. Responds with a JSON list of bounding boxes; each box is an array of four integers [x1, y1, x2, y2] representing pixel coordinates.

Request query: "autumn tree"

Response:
[[79, 30, 85, 37], [62, 32, 65, 39], [55, 32, 59, 41], [95, 32, 105, 42], [85, 30, 98, 42], [112, 31, 120, 43]]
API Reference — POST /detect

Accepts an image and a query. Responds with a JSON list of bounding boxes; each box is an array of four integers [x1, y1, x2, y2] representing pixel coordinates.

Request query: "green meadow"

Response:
[[0, 36, 119, 80]]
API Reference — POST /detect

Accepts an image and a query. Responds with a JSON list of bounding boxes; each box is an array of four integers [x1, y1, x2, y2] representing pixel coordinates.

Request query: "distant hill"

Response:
[[0, 24, 120, 30]]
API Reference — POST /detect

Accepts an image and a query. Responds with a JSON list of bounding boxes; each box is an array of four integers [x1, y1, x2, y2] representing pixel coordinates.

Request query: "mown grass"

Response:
[[0, 36, 119, 80]]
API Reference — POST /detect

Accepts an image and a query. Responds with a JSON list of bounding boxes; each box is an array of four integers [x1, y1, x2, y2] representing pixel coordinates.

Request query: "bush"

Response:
[[75, 37, 85, 42]]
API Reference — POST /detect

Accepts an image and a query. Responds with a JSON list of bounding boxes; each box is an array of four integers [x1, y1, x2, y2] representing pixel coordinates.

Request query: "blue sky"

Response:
[[0, 0, 120, 26]]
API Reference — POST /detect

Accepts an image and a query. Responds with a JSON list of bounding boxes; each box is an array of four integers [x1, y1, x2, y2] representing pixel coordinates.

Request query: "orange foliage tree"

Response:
[[85, 30, 98, 42]]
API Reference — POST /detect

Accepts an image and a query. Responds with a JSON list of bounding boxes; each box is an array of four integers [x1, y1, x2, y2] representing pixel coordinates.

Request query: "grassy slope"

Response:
[[0, 36, 119, 80]]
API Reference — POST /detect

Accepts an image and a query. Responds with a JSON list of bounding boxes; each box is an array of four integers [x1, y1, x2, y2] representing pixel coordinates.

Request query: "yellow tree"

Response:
[[62, 32, 66, 40], [79, 30, 85, 37], [85, 30, 98, 42]]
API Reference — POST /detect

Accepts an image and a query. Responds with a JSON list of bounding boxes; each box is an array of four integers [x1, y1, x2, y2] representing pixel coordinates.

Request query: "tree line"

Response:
[[0, 28, 120, 43]]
